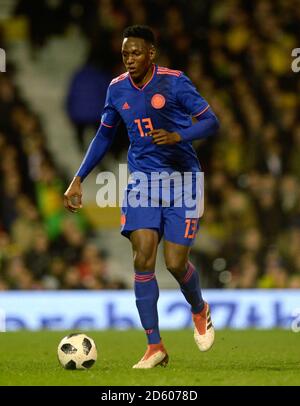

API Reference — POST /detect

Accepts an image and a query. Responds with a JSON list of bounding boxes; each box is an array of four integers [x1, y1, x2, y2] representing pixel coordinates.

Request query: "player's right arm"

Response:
[[64, 86, 121, 213]]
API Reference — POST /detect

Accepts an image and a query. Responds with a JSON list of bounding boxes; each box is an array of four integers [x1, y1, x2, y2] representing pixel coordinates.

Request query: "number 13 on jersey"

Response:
[[134, 118, 154, 137]]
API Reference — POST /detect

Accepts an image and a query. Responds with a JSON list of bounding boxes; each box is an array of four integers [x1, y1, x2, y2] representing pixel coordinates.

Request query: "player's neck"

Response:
[[133, 64, 154, 88]]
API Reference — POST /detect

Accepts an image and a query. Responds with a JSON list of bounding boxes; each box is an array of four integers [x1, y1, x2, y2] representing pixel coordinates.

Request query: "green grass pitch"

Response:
[[0, 330, 299, 386]]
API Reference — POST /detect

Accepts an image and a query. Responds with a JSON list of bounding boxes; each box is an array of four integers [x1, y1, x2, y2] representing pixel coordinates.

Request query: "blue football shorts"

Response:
[[120, 172, 204, 246]]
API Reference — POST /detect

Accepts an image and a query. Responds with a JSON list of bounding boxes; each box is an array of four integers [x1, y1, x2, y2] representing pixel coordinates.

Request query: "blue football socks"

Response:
[[179, 261, 205, 314], [134, 270, 161, 344]]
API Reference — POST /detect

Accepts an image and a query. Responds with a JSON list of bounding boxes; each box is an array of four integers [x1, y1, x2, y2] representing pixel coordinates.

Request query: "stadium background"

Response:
[[0, 0, 299, 332]]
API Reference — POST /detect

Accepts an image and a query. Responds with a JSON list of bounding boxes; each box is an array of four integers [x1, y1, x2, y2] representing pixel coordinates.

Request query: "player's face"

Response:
[[122, 37, 155, 83]]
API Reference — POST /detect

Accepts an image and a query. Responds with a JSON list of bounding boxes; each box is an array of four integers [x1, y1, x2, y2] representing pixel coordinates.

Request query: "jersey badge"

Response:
[[151, 94, 166, 109]]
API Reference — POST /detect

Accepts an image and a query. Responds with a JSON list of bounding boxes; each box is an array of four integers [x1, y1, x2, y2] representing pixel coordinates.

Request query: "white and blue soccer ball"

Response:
[[57, 333, 97, 370]]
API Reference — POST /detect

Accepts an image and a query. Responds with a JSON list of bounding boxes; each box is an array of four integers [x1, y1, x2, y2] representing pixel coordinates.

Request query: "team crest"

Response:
[[151, 94, 166, 109]]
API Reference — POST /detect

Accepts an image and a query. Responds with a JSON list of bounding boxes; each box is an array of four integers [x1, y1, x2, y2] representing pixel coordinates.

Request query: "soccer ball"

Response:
[[57, 333, 97, 370]]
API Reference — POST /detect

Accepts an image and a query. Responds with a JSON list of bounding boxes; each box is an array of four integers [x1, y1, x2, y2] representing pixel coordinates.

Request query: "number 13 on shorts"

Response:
[[184, 218, 199, 239]]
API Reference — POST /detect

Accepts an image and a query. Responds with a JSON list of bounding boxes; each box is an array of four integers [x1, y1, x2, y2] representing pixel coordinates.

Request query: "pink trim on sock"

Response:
[[134, 273, 155, 283], [182, 261, 195, 284]]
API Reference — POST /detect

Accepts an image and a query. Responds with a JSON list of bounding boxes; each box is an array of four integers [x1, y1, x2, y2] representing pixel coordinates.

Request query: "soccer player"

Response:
[[64, 25, 219, 369]]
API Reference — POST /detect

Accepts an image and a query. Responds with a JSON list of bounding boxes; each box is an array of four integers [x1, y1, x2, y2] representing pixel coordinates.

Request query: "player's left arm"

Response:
[[177, 107, 219, 142], [151, 74, 219, 145], [175, 73, 219, 142]]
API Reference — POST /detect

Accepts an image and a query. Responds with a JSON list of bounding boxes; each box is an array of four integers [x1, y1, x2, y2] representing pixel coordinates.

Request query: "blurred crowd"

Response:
[[0, 69, 127, 290], [1, 0, 300, 289]]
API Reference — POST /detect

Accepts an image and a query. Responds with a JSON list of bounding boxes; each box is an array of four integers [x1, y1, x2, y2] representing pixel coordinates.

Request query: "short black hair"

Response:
[[123, 25, 155, 45]]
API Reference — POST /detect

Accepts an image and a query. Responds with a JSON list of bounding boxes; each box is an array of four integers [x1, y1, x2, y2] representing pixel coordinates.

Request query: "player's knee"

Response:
[[134, 252, 155, 272], [166, 259, 186, 280]]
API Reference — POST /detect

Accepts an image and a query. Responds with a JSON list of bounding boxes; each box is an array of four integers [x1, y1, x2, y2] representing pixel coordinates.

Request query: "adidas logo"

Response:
[[122, 102, 130, 110]]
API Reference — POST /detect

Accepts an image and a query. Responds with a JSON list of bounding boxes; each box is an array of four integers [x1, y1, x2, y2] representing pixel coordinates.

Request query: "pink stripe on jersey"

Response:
[[157, 71, 180, 77], [193, 105, 210, 117], [101, 122, 114, 128], [157, 66, 181, 75], [110, 72, 129, 85]]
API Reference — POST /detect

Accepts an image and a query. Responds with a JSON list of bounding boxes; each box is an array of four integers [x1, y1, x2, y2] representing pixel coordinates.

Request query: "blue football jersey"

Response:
[[101, 65, 209, 175]]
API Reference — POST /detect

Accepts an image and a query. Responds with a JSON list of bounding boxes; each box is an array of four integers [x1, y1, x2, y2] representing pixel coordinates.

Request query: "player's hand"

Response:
[[149, 129, 182, 145], [63, 176, 83, 213]]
